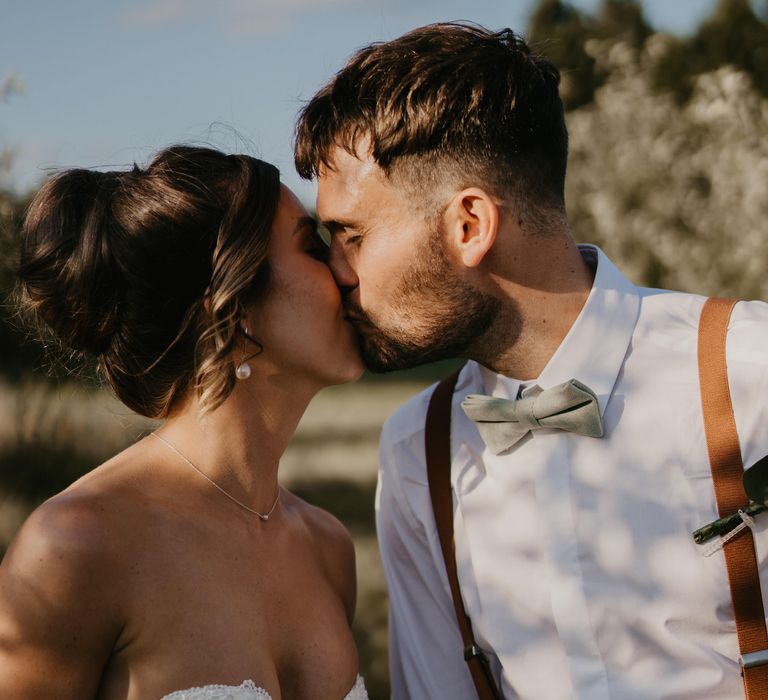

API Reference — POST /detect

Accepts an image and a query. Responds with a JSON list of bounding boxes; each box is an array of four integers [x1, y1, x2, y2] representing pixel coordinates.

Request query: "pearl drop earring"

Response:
[[235, 326, 252, 380]]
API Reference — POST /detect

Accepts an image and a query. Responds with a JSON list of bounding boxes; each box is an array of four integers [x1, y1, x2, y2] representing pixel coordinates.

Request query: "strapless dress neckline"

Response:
[[160, 674, 368, 700]]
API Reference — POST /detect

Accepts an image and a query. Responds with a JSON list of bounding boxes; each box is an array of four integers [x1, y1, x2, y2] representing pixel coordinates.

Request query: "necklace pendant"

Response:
[[152, 432, 281, 521]]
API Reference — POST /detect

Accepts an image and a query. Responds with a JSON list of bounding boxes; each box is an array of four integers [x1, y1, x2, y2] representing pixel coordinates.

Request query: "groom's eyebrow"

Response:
[[322, 218, 362, 235]]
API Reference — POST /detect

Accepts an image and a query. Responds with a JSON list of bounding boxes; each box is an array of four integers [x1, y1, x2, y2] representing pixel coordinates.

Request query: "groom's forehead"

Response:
[[317, 146, 391, 218], [321, 142, 378, 184]]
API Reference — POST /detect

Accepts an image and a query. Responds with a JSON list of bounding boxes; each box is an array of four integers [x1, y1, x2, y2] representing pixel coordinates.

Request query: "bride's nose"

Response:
[[328, 238, 359, 291]]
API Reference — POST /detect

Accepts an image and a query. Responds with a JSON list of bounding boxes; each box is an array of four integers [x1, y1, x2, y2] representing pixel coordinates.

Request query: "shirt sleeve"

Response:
[[376, 411, 479, 700]]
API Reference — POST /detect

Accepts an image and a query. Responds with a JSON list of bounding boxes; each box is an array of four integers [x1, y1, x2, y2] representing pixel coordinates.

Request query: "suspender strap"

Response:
[[423, 299, 763, 699], [425, 369, 503, 700], [699, 297, 768, 699]]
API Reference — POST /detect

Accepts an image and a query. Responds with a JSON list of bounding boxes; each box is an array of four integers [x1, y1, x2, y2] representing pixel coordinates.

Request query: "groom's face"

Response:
[[316, 143, 499, 372]]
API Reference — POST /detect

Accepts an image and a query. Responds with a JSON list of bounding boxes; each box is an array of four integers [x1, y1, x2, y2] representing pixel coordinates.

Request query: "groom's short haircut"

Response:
[[294, 22, 568, 220]]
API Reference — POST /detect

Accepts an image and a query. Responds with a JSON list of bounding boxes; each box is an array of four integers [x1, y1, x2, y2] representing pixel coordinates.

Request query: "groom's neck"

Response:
[[469, 236, 595, 380]]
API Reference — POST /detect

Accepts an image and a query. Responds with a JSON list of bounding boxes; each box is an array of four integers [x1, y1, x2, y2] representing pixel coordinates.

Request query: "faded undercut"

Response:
[[294, 22, 569, 223]]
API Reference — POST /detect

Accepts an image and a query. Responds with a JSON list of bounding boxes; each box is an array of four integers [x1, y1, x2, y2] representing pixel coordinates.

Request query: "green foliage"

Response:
[[291, 478, 376, 536], [0, 380, 145, 502], [566, 40, 768, 298], [648, 34, 694, 102], [692, 0, 768, 94], [0, 74, 48, 382], [653, 0, 768, 102], [0, 189, 100, 385], [528, 0, 768, 108], [593, 0, 652, 46], [0, 75, 25, 192], [527, 0, 598, 109], [0, 191, 46, 382], [0, 437, 95, 502], [360, 358, 465, 383], [527, 0, 651, 109], [523, 0, 768, 298]]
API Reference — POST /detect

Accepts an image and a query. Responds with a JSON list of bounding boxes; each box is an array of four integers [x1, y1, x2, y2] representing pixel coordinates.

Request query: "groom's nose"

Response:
[[328, 237, 359, 291]]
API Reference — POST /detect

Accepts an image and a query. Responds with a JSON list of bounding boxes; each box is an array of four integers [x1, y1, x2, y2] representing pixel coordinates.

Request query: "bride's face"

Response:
[[246, 185, 364, 387]]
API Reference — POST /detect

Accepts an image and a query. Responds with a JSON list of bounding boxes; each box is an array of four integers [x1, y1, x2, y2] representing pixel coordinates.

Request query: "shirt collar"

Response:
[[477, 245, 641, 417]]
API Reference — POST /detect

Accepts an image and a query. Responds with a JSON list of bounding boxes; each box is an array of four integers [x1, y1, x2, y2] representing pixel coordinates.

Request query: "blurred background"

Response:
[[1, 1, 767, 697]]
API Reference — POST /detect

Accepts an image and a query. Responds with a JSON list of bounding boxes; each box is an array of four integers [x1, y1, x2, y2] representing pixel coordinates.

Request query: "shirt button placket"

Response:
[[536, 434, 610, 699]]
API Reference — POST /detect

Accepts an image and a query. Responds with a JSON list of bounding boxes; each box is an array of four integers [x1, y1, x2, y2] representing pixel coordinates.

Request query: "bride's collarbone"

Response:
[[123, 510, 347, 628], [108, 500, 357, 699]]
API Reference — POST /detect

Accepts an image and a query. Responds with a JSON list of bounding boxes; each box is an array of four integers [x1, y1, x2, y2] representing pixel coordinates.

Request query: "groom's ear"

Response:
[[444, 188, 499, 269]]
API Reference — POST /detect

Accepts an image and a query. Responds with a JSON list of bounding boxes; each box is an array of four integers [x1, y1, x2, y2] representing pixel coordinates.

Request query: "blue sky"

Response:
[[2, 0, 722, 206]]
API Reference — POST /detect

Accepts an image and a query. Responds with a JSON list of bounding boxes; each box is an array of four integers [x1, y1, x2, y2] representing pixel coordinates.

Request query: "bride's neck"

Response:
[[158, 371, 317, 514]]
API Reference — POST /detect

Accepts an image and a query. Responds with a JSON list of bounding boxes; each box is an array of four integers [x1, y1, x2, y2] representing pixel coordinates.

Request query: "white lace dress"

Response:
[[160, 675, 368, 700]]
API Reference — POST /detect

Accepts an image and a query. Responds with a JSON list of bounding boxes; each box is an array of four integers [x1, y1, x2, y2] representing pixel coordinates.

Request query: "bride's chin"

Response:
[[326, 346, 366, 386], [332, 354, 366, 385]]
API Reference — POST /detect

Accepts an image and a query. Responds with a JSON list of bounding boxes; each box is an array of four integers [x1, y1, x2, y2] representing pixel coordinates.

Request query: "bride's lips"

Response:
[[342, 306, 363, 323], [342, 307, 371, 332]]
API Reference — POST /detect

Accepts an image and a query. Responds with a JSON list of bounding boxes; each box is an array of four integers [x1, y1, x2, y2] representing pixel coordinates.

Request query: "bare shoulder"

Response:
[[4, 439, 155, 569], [1, 487, 125, 607], [286, 491, 357, 621], [0, 440, 159, 623], [0, 488, 127, 695]]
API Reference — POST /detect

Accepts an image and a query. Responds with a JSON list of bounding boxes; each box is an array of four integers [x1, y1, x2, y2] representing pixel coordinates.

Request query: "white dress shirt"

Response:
[[376, 246, 768, 699]]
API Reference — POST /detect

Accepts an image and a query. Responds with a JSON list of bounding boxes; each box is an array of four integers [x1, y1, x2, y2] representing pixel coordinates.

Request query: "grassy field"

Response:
[[0, 377, 434, 699]]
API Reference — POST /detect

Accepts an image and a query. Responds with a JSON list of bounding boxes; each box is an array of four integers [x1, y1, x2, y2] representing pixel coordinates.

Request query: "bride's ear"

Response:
[[443, 188, 499, 268]]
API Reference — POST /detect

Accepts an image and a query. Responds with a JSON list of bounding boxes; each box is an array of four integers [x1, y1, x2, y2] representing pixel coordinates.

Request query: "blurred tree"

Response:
[[692, 0, 768, 94], [0, 190, 46, 382], [527, 0, 597, 109], [0, 75, 24, 191], [528, 0, 652, 109], [530, 0, 767, 108], [647, 33, 692, 102], [0, 75, 52, 382], [593, 0, 652, 47], [567, 37, 768, 298], [652, 0, 768, 102]]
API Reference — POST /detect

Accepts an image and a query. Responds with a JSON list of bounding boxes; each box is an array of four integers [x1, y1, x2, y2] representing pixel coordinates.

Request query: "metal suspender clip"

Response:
[[464, 644, 489, 662], [740, 649, 768, 669]]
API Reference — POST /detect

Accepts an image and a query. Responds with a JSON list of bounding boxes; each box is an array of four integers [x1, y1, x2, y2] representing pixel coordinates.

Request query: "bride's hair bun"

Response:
[[17, 146, 281, 418], [20, 168, 126, 357]]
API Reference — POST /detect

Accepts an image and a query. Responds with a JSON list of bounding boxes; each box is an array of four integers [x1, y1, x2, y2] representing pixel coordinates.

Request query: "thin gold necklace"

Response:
[[152, 432, 281, 521]]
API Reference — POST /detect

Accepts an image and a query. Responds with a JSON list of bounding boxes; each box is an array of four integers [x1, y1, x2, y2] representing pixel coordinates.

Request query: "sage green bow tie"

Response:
[[461, 379, 604, 454]]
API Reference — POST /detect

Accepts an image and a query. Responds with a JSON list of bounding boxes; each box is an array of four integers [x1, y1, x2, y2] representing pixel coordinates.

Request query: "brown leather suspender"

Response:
[[698, 298, 768, 698], [425, 298, 768, 699], [425, 369, 502, 700]]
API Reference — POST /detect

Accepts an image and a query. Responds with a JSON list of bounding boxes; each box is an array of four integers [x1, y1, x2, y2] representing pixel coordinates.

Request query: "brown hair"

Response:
[[295, 22, 568, 220], [17, 146, 280, 418]]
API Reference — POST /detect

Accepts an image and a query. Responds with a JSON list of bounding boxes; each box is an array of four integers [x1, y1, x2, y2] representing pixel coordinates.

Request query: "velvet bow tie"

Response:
[[461, 379, 604, 454]]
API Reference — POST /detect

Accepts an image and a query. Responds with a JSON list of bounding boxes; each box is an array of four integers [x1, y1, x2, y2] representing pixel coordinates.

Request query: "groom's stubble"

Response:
[[344, 219, 505, 373]]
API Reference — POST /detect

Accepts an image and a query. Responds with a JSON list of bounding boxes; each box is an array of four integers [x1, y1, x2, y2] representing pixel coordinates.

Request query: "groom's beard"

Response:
[[344, 226, 501, 373]]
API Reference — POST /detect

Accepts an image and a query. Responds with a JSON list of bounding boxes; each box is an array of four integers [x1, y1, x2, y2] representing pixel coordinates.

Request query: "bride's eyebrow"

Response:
[[292, 216, 317, 236]]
